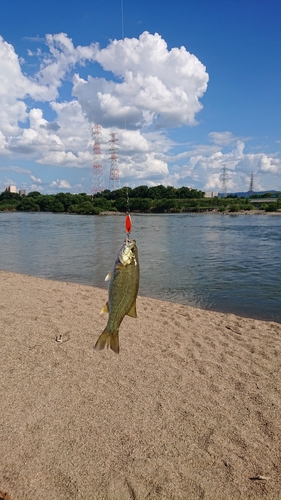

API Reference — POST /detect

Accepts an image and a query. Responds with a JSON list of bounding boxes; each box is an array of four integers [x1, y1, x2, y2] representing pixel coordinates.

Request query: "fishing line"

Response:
[[121, 0, 132, 238], [125, 188, 132, 237], [121, 0, 124, 40], [121, 0, 127, 131]]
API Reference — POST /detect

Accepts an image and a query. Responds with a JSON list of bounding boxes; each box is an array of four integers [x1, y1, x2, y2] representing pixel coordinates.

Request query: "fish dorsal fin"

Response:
[[100, 302, 109, 314], [126, 301, 137, 318]]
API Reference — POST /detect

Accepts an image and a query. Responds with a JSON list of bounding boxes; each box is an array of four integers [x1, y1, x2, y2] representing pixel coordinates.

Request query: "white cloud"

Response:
[[257, 155, 281, 174], [50, 179, 72, 189], [30, 174, 42, 183], [10, 166, 32, 174], [209, 131, 237, 146], [38, 150, 92, 167], [0, 32, 97, 144], [74, 32, 208, 130], [9, 108, 65, 156], [36, 33, 97, 93], [28, 183, 44, 192], [0, 32, 281, 194], [0, 130, 8, 152], [168, 135, 281, 192], [0, 31, 208, 183]]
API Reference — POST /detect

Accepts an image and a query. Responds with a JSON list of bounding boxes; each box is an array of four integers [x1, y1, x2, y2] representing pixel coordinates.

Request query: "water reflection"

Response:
[[0, 212, 281, 323]]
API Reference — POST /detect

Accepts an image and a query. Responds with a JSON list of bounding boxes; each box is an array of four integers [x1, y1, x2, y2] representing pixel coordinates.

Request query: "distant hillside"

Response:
[[218, 190, 279, 198]]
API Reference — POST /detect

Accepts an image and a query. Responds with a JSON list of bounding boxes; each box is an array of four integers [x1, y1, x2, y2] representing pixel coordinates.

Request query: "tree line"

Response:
[[0, 186, 281, 213]]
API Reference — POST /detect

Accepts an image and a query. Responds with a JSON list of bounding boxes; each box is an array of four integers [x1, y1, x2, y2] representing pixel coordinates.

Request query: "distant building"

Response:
[[19, 190, 26, 196], [205, 191, 218, 198], [5, 185, 17, 193]]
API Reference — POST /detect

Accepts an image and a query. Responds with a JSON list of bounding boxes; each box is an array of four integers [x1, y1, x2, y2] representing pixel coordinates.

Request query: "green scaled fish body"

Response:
[[94, 239, 140, 354]]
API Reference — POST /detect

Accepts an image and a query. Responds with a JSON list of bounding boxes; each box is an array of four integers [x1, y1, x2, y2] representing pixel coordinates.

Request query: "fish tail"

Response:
[[94, 329, 119, 354]]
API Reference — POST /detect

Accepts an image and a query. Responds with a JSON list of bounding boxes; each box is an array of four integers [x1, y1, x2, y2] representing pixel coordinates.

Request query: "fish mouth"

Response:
[[118, 238, 137, 266], [123, 238, 136, 249]]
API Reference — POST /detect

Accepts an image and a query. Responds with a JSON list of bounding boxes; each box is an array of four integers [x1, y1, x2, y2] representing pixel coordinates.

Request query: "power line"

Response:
[[249, 172, 254, 195], [91, 124, 105, 194], [220, 164, 228, 197], [108, 132, 120, 191]]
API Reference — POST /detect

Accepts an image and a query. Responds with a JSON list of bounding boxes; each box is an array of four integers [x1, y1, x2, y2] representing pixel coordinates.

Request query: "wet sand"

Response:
[[0, 270, 280, 500]]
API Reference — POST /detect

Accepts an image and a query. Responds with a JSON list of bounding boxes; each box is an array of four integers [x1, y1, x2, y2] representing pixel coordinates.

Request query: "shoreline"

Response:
[[1, 270, 281, 500], [1, 269, 279, 325], [1, 209, 281, 216], [99, 209, 281, 216]]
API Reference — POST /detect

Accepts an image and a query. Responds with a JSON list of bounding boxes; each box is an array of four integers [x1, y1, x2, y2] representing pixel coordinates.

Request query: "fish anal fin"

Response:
[[126, 301, 137, 318], [100, 302, 109, 314]]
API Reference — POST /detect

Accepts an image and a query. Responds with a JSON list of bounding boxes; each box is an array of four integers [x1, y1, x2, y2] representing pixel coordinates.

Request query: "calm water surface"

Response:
[[0, 212, 280, 323]]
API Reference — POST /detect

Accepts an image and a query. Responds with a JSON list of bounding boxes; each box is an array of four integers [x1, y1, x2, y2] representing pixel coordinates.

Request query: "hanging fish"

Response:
[[94, 238, 140, 354]]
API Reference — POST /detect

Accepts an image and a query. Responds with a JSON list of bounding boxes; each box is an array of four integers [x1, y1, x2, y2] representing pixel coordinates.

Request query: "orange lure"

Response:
[[125, 213, 132, 235]]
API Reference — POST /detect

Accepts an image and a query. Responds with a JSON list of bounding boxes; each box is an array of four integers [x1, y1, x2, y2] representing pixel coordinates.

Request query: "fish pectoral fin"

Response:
[[126, 301, 137, 318], [100, 302, 109, 314], [104, 272, 112, 282]]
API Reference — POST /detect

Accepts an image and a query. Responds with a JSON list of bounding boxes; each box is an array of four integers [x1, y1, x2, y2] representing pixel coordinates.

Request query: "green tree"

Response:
[[52, 201, 65, 213], [26, 191, 41, 198], [131, 185, 149, 198], [108, 187, 132, 201], [229, 204, 241, 212], [0, 200, 19, 211], [70, 201, 101, 214], [151, 198, 179, 212], [165, 186, 177, 198], [148, 185, 168, 199], [262, 192, 273, 198], [138, 198, 151, 212], [38, 195, 56, 212], [54, 192, 77, 211], [0, 191, 21, 202], [176, 187, 193, 199], [114, 197, 127, 212], [92, 197, 112, 210], [17, 197, 40, 211], [266, 202, 280, 212]]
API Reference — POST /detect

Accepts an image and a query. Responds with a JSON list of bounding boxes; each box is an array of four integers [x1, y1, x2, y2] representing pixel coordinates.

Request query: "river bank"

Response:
[[1, 271, 280, 500], [99, 209, 281, 215]]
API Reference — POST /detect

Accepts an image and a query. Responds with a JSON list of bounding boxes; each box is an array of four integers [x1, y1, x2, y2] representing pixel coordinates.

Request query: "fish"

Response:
[[94, 238, 140, 354]]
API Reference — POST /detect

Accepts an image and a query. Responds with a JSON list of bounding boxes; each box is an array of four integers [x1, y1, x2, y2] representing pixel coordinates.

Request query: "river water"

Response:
[[0, 212, 280, 323]]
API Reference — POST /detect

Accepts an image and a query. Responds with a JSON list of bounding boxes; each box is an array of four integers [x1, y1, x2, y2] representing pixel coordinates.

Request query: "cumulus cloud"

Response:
[[0, 31, 208, 182], [30, 174, 43, 183], [257, 155, 281, 174], [36, 33, 97, 92], [50, 179, 72, 189], [74, 31, 209, 129], [0, 33, 97, 162], [168, 135, 281, 192], [0, 32, 280, 193]]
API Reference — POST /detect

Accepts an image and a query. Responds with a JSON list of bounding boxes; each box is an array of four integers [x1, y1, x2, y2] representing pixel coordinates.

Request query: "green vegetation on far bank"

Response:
[[1, 186, 281, 214]]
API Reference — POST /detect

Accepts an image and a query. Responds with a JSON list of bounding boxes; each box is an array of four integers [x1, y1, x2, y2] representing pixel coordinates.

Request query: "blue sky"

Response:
[[0, 0, 281, 194]]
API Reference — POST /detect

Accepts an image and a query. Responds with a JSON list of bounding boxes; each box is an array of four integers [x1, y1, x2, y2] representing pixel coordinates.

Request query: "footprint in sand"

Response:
[[106, 478, 136, 500]]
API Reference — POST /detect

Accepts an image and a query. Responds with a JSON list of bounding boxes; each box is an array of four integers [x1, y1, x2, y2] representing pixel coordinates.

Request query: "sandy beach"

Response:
[[0, 270, 280, 500]]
